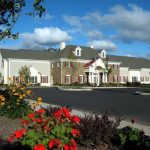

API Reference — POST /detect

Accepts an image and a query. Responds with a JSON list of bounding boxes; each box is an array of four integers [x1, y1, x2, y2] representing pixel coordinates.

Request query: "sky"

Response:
[[0, 0, 150, 59]]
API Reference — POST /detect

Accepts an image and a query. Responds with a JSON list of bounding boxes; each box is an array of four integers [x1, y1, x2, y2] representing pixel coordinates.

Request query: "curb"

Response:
[[133, 91, 150, 96], [29, 100, 150, 136], [57, 87, 92, 91]]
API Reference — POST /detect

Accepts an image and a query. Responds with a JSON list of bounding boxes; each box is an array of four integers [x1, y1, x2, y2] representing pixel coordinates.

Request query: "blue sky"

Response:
[[0, 0, 150, 59]]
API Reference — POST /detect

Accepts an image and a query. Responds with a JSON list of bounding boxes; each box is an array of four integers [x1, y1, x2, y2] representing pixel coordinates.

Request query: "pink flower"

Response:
[[34, 144, 46, 150]]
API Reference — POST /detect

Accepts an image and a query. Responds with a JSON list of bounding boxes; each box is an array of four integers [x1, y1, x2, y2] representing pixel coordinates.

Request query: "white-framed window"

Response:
[[78, 75, 83, 84], [113, 75, 119, 82], [65, 75, 71, 84], [57, 63, 60, 68], [64, 62, 70, 68], [123, 76, 128, 82], [29, 76, 37, 84], [132, 76, 138, 82], [75, 47, 82, 56], [41, 76, 48, 83], [51, 64, 54, 69]]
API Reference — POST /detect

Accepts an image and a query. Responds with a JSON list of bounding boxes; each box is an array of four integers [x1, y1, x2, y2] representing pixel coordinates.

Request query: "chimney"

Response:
[[60, 42, 66, 50], [90, 45, 94, 49]]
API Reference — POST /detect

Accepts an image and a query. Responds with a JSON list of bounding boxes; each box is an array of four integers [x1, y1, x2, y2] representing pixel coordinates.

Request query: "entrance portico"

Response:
[[84, 57, 108, 86]]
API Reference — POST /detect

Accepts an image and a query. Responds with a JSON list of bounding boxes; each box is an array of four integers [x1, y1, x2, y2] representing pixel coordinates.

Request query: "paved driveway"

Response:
[[30, 87, 150, 126]]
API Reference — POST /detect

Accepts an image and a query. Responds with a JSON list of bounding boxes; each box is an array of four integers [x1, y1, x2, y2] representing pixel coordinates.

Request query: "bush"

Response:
[[115, 126, 150, 150], [8, 107, 80, 150], [76, 112, 121, 149], [0, 81, 33, 119]]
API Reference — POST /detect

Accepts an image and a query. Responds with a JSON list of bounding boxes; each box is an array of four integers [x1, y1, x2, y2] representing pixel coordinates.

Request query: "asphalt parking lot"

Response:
[[31, 87, 150, 126]]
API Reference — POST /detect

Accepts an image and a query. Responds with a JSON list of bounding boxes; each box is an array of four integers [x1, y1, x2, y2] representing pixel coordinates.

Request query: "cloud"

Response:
[[87, 40, 117, 50], [86, 30, 103, 40], [21, 27, 72, 49], [63, 4, 150, 44]]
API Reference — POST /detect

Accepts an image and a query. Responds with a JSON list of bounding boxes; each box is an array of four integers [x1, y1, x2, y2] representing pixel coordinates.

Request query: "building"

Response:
[[0, 42, 150, 86]]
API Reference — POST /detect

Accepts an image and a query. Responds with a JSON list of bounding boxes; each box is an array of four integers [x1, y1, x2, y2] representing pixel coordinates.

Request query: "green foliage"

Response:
[[116, 126, 150, 150], [0, 81, 33, 119], [18, 65, 31, 83], [0, 0, 45, 40], [9, 107, 80, 149]]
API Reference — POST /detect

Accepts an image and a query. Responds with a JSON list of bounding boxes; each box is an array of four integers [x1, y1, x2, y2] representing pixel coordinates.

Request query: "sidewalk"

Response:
[[29, 100, 150, 136]]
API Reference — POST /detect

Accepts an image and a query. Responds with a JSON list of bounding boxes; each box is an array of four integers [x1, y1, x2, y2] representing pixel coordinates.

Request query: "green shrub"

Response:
[[8, 107, 80, 150], [0, 81, 33, 119]]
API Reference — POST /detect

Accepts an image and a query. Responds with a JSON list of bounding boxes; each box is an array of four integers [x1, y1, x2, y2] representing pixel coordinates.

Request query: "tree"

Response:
[[18, 65, 31, 83], [0, 0, 45, 40]]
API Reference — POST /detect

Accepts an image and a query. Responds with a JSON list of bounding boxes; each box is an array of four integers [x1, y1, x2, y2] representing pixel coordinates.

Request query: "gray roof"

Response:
[[52, 45, 98, 60], [107, 55, 150, 69], [0, 47, 150, 69], [0, 49, 53, 60]]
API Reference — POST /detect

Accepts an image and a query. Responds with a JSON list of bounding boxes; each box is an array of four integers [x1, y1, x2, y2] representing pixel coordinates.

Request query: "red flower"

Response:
[[37, 109, 45, 114], [62, 107, 71, 118], [63, 144, 69, 150], [71, 129, 80, 137], [34, 144, 46, 150], [44, 126, 50, 132], [21, 119, 29, 126], [8, 135, 15, 143], [36, 118, 42, 123], [53, 110, 62, 119], [14, 129, 26, 139], [63, 139, 77, 150], [71, 116, 80, 123], [28, 113, 35, 119], [49, 139, 61, 149]]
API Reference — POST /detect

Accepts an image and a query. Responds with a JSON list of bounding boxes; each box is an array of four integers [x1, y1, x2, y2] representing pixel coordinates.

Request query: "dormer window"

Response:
[[75, 46, 82, 56]]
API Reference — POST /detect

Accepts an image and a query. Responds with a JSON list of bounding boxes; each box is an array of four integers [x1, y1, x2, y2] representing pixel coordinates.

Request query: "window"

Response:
[[77, 50, 80, 56], [29, 76, 37, 84], [123, 76, 128, 82], [113, 75, 119, 82], [75, 47, 82, 56], [132, 76, 138, 82], [140, 76, 144, 82], [57, 63, 60, 68], [65, 75, 70, 84], [78, 75, 83, 84], [41, 76, 48, 83], [65, 62, 70, 68], [51, 64, 54, 69]]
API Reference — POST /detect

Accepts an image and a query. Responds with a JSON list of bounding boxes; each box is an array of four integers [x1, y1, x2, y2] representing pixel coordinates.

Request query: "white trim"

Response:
[[65, 75, 71, 84], [78, 75, 84, 84]]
